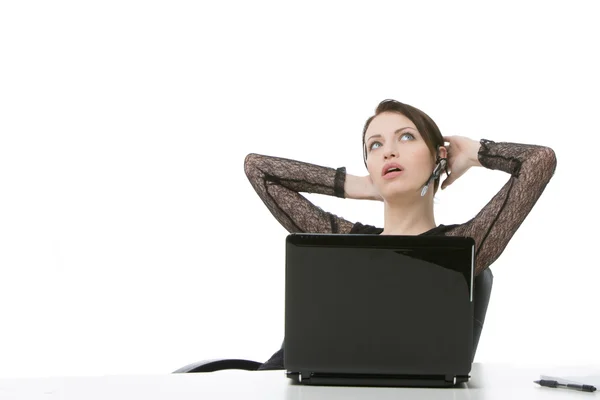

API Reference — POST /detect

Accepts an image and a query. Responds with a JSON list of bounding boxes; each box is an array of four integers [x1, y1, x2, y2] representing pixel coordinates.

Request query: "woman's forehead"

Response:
[[366, 112, 418, 136]]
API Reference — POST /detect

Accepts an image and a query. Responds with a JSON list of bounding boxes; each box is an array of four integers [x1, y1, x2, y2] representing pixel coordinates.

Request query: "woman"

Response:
[[244, 99, 557, 370]]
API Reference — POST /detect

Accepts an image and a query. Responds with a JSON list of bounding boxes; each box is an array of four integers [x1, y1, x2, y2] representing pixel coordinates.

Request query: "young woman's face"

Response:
[[364, 112, 437, 200]]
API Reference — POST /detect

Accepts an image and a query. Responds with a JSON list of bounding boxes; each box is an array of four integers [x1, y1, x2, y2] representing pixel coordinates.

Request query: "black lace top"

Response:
[[244, 139, 557, 276]]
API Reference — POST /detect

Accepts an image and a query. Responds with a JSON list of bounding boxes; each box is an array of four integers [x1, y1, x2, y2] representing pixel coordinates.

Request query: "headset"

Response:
[[420, 145, 449, 197]]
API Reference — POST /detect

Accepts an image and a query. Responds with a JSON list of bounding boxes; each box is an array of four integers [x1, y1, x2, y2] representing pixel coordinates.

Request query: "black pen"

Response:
[[535, 379, 596, 392]]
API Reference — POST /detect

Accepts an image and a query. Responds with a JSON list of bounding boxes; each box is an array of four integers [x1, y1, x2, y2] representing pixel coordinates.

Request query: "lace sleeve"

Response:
[[244, 153, 355, 234], [446, 139, 557, 276]]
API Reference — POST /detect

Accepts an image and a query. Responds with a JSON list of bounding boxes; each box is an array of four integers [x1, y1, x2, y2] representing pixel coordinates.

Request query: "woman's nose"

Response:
[[383, 147, 398, 159]]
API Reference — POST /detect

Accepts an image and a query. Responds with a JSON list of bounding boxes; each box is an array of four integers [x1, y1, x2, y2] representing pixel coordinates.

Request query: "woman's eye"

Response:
[[369, 142, 382, 150], [400, 133, 415, 141]]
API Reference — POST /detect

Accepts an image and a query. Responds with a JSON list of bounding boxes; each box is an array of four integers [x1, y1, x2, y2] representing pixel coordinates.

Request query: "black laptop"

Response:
[[284, 233, 475, 388]]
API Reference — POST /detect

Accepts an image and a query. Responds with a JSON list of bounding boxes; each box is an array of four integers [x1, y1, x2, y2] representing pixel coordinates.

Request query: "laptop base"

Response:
[[286, 371, 470, 387]]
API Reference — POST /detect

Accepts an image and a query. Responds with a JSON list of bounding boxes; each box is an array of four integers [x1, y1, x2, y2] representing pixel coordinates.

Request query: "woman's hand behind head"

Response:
[[441, 136, 482, 190]]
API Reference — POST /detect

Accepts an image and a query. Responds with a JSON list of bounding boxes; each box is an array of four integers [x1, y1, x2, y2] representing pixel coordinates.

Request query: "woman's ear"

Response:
[[438, 145, 447, 159]]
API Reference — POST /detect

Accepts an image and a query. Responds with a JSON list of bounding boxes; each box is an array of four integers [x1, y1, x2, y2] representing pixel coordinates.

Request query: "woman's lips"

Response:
[[381, 162, 404, 176], [382, 170, 404, 180]]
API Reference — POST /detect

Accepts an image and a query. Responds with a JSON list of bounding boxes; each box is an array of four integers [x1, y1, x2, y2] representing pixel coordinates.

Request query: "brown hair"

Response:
[[362, 99, 445, 193]]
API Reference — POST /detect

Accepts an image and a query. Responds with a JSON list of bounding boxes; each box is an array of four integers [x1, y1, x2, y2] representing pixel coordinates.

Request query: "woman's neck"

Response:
[[380, 193, 436, 236]]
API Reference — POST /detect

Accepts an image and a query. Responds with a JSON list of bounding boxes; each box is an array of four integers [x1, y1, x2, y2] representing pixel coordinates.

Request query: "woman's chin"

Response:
[[379, 184, 419, 200]]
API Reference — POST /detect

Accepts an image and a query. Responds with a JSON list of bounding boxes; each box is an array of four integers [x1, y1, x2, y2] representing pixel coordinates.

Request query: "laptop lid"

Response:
[[284, 233, 474, 386]]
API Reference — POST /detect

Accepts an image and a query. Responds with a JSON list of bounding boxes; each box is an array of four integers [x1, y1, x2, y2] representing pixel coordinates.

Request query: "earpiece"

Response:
[[420, 146, 449, 197]]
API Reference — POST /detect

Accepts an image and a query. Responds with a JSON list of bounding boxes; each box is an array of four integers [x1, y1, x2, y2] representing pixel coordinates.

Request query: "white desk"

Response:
[[1, 363, 599, 400]]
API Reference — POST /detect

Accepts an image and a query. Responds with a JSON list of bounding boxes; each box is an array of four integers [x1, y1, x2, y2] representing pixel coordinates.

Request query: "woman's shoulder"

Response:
[[349, 222, 383, 235], [422, 223, 462, 236]]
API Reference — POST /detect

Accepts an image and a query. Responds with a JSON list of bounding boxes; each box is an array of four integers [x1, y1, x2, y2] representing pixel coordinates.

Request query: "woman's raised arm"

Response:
[[245, 153, 373, 234], [446, 139, 557, 275]]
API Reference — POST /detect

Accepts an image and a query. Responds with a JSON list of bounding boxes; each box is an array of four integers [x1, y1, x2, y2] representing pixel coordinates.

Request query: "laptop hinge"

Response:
[[287, 371, 469, 387]]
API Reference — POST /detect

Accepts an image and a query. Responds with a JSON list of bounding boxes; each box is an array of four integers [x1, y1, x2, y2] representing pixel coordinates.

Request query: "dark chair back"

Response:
[[472, 268, 493, 361]]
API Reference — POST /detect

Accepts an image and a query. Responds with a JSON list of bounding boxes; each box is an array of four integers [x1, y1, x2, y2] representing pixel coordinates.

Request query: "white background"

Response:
[[0, 1, 598, 378]]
